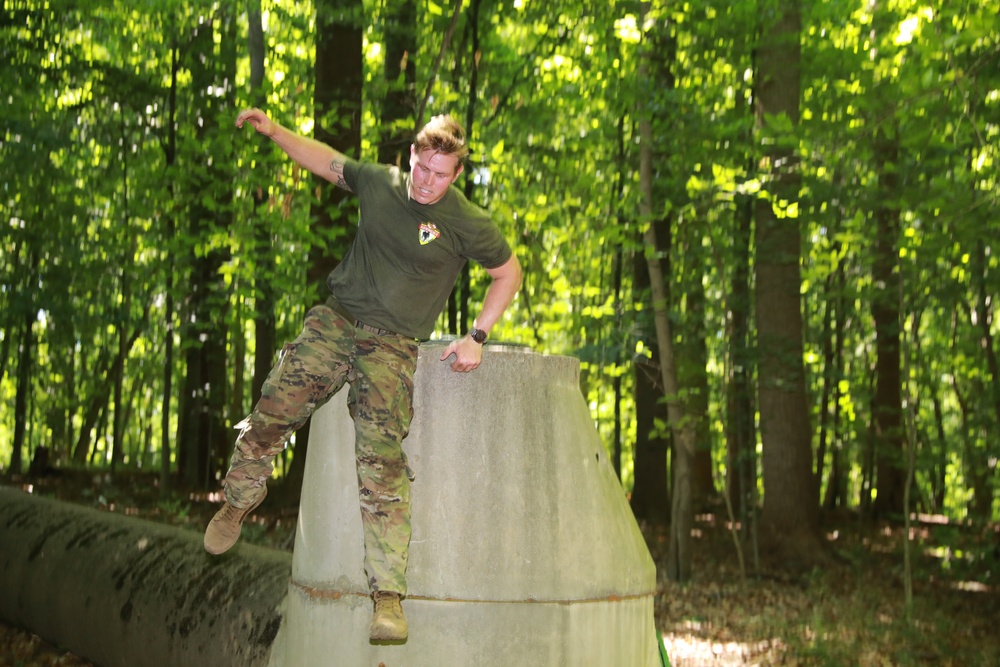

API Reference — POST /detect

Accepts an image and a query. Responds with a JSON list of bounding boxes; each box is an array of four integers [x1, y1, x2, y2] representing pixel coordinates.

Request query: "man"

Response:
[[204, 108, 521, 643]]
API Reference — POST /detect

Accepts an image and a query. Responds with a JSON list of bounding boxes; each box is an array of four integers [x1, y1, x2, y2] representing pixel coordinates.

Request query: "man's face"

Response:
[[408, 146, 463, 205]]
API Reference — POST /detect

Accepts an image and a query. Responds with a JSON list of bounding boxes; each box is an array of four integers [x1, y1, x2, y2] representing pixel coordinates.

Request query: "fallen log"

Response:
[[0, 486, 290, 667]]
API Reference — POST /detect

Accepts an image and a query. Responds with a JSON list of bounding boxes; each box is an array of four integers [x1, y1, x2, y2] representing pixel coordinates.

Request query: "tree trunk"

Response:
[[283, 0, 364, 499], [247, 0, 276, 408], [727, 192, 756, 529], [160, 41, 179, 493], [305, 0, 363, 295], [377, 0, 416, 168], [679, 261, 714, 508], [626, 112, 670, 523], [612, 230, 625, 482], [112, 116, 134, 473], [457, 0, 482, 335], [930, 390, 947, 510], [871, 118, 905, 517], [178, 13, 235, 489], [638, 2, 695, 581], [630, 356, 671, 525], [753, 0, 819, 561], [0, 488, 290, 667], [10, 249, 39, 474], [971, 242, 999, 519], [74, 319, 148, 465], [822, 263, 847, 511]]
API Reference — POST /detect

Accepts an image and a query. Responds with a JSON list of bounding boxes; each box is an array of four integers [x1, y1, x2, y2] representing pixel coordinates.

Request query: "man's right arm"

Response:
[[236, 108, 352, 192]]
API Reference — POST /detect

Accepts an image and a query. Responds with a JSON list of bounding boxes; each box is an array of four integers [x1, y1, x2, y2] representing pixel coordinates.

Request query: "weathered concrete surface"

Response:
[[0, 487, 290, 667], [0, 344, 659, 667], [270, 343, 661, 667]]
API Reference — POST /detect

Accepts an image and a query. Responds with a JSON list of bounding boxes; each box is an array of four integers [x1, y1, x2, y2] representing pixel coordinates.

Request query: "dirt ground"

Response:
[[1, 472, 998, 666]]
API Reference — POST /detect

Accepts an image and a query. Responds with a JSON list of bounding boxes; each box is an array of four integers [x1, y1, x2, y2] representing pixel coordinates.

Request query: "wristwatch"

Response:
[[468, 328, 488, 344]]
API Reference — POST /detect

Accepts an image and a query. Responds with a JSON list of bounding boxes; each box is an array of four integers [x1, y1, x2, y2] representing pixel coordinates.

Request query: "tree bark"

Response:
[[630, 343, 671, 525], [112, 113, 135, 473], [871, 118, 905, 517], [970, 241, 999, 519], [283, 0, 364, 499], [178, 13, 236, 489], [160, 40, 179, 493], [626, 111, 670, 523], [753, 0, 819, 560], [638, 2, 695, 581], [377, 0, 417, 168], [679, 261, 714, 508], [10, 248, 39, 474], [247, 0, 276, 408], [727, 193, 756, 525], [629, 214, 672, 522]]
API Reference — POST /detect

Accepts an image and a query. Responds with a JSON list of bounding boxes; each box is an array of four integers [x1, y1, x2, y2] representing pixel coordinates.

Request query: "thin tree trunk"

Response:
[[11, 249, 39, 474], [247, 0, 275, 408], [638, 2, 695, 581], [824, 264, 846, 512], [611, 221, 624, 482], [727, 192, 755, 533], [160, 40, 179, 493], [628, 120, 671, 520], [112, 108, 134, 474], [971, 242, 999, 518], [727, 25, 758, 533], [74, 316, 149, 464], [457, 0, 482, 335], [680, 266, 714, 507]]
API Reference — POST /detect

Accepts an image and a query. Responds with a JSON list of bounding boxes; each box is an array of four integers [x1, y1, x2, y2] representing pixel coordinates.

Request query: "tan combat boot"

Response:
[[369, 591, 408, 642], [203, 488, 267, 555]]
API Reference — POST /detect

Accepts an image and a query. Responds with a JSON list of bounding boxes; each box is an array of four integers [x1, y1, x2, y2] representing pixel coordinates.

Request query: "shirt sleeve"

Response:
[[341, 158, 366, 194]]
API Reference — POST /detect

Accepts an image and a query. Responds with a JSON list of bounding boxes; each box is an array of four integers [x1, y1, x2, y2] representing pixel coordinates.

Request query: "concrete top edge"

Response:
[[415, 341, 582, 384], [417, 340, 581, 362]]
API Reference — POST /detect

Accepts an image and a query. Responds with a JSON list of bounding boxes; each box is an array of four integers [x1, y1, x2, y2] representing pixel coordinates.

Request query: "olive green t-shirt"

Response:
[[326, 160, 513, 339]]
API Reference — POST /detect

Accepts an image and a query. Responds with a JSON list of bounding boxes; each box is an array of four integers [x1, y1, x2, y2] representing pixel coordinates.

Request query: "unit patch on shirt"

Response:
[[418, 222, 441, 245]]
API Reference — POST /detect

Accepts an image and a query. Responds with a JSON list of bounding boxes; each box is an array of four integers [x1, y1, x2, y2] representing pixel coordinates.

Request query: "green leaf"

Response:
[[491, 139, 505, 162]]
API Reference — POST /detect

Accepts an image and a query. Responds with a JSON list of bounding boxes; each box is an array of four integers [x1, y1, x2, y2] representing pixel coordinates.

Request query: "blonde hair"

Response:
[[414, 115, 469, 163]]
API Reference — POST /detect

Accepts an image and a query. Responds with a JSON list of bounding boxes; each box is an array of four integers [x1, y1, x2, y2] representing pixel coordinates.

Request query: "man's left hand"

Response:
[[440, 336, 483, 373]]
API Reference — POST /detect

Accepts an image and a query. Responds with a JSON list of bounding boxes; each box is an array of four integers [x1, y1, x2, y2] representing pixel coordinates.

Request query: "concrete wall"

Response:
[[271, 343, 660, 667]]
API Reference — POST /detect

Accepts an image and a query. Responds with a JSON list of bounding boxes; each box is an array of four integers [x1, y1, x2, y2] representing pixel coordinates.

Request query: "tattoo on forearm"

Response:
[[330, 158, 351, 191]]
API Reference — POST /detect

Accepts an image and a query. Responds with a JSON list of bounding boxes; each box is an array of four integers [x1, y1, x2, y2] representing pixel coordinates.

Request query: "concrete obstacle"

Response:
[[0, 344, 660, 667], [0, 485, 290, 667], [271, 343, 660, 667]]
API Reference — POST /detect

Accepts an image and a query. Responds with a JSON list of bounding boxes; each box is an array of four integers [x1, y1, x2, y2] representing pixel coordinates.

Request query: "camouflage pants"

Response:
[[222, 298, 419, 595]]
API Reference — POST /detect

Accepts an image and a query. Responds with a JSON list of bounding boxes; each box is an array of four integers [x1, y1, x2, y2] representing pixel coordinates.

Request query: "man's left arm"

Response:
[[441, 254, 522, 372]]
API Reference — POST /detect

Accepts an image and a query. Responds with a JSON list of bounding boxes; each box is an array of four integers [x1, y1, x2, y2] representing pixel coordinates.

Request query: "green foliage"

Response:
[[1, 0, 998, 522]]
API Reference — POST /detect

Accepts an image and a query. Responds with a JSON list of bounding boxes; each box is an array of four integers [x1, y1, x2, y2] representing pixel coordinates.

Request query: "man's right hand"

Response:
[[233, 107, 351, 189], [235, 108, 274, 137]]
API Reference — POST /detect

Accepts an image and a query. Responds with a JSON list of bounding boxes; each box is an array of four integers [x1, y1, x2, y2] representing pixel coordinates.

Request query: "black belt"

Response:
[[327, 298, 402, 337]]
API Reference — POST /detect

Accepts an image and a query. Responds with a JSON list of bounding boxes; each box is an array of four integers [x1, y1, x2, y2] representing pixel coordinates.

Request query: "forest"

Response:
[[1, 0, 999, 664]]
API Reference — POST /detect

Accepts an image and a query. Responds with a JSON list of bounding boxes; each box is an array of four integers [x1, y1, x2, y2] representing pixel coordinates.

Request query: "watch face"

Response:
[[470, 328, 487, 344]]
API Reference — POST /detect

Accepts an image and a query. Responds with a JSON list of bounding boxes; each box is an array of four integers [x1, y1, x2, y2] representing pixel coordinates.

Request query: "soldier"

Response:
[[204, 108, 521, 642]]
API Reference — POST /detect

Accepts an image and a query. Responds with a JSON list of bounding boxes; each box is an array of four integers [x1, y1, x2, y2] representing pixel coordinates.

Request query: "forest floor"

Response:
[[1, 471, 998, 667]]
